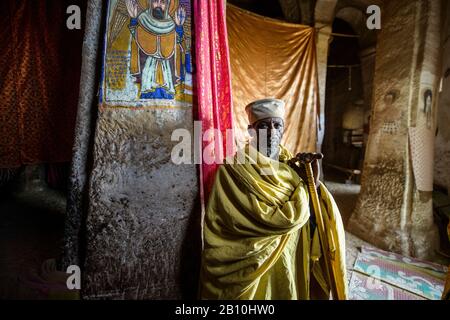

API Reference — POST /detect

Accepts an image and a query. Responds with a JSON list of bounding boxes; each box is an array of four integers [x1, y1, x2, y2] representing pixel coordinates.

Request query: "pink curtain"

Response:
[[194, 0, 234, 205]]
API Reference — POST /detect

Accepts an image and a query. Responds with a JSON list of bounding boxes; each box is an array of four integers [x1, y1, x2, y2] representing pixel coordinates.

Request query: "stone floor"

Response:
[[322, 169, 373, 279]]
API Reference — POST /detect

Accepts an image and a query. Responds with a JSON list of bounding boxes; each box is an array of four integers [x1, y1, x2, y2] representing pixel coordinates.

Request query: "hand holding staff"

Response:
[[289, 153, 346, 300]]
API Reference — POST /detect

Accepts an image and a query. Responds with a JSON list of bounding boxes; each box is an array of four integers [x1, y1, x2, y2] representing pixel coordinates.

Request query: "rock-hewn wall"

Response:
[[348, 0, 441, 259], [434, 1, 450, 193], [63, 0, 104, 269], [83, 109, 199, 299], [323, 65, 365, 170], [314, 0, 338, 153], [316, 25, 332, 152], [63, 0, 200, 299]]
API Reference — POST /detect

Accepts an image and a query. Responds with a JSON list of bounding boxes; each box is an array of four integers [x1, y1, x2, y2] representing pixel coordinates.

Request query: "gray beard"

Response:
[[261, 139, 280, 160], [266, 145, 280, 160]]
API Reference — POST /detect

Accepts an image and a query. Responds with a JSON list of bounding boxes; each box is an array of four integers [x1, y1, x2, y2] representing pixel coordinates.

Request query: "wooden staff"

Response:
[[302, 161, 346, 300]]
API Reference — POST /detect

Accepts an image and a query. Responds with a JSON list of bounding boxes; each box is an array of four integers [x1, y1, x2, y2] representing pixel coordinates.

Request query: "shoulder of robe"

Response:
[[212, 165, 233, 187]]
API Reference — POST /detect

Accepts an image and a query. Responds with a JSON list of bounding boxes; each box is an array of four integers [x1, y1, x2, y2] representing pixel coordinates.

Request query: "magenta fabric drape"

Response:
[[194, 0, 234, 205]]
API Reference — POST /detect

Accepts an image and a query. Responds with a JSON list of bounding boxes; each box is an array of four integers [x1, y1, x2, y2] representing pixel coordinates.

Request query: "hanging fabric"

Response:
[[0, 0, 84, 168], [227, 4, 320, 154]]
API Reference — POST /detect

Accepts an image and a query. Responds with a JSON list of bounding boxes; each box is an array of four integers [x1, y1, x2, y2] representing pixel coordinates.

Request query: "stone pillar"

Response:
[[63, 0, 104, 270], [314, 0, 337, 153], [69, 1, 200, 299], [315, 24, 332, 152], [348, 0, 441, 259], [359, 46, 376, 119], [82, 109, 199, 300]]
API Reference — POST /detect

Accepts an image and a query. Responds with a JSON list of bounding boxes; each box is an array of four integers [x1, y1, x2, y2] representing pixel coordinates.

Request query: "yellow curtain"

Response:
[[227, 4, 319, 154]]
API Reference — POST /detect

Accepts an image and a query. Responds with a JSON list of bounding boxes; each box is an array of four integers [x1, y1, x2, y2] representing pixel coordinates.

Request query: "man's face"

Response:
[[152, 0, 167, 19], [250, 117, 284, 159]]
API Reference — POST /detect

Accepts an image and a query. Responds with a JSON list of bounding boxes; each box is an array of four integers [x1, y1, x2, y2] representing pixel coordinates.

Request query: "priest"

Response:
[[199, 98, 348, 300]]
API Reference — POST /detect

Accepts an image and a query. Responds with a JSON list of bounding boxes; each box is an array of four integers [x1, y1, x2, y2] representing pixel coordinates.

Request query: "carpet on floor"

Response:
[[349, 246, 448, 300]]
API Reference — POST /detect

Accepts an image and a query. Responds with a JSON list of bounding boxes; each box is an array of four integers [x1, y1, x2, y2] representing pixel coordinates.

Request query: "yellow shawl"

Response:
[[199, 145, 347, 300]]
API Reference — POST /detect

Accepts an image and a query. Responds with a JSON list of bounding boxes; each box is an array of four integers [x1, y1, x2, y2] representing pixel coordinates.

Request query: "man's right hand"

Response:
[[288, 153, 323, 187]]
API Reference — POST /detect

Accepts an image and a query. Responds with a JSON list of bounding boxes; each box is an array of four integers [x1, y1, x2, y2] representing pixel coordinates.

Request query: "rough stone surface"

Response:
[[62, 0, 104, 269], [63, 0, 200, 299], [348, 0, 441, 259], [314, 0, 338, 26], [313, 0, 337, 152], [82, 109, 199, 299], [434, 1, 450, 193]]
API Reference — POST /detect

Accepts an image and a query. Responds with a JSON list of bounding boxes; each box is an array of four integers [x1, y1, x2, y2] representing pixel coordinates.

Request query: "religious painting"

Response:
[[100, 0, 192, 108]]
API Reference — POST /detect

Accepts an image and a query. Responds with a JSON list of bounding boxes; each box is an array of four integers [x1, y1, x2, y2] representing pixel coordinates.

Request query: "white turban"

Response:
[[245, 98, 285, 125]]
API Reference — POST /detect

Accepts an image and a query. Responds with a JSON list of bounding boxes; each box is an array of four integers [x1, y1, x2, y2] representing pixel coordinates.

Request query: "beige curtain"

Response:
[[227, 4, 319, 153]]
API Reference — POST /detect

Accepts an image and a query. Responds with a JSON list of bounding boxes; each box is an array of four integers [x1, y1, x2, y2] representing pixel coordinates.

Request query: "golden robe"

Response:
[[199, 145, 347, 300]]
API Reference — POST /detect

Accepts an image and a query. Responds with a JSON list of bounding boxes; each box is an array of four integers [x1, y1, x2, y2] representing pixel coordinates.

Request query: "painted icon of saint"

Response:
[[109, 0, 187, 100]]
